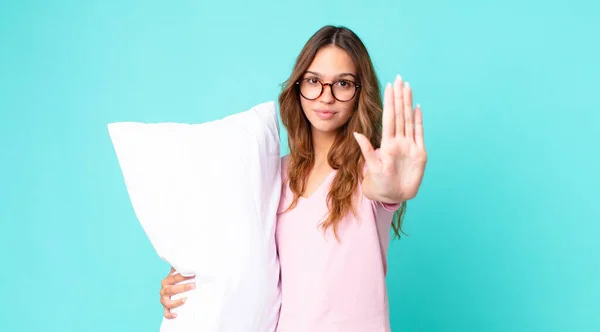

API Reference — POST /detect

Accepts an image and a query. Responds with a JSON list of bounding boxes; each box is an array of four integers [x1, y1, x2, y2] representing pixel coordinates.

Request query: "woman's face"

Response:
[[299, 45, 359, 135]]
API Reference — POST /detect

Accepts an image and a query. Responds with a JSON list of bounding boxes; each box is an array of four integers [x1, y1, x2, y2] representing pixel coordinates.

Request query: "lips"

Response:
[[314, 109, 337, 120]]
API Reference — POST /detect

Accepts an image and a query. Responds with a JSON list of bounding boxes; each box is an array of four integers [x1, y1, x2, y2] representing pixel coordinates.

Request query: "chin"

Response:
[[311, 122, 344, 134]]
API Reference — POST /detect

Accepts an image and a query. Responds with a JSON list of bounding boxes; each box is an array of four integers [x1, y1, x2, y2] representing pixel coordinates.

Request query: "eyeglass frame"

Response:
[[295, 77, 361, 102]]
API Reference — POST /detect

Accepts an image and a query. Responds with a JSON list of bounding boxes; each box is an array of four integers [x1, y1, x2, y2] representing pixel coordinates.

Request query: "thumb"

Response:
[[353, 132, 379, 172]]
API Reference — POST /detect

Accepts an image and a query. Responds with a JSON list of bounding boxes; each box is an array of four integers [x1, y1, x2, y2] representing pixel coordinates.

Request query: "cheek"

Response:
[[300, 99, 314, 118], [337, 103, 356, 122]]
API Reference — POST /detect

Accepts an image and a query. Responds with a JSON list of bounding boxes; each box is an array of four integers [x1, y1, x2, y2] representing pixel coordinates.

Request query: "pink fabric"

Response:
[[275, 155, 400, 332]]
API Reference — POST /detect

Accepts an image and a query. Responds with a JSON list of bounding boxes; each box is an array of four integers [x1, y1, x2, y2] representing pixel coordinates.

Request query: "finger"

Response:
[[414, 103, 425, 148], [171, 282, 196, 296], [404, 82, 414, 141], [165, 274, 195, 289], [164, 307, 177, 319], [172, 273, 195, 284], [162, 296, 188, 310], [165, 281, 196, 297], [394, 75, 404, 137], [353, 132, 379, 172], [382, 83, 395, 141]]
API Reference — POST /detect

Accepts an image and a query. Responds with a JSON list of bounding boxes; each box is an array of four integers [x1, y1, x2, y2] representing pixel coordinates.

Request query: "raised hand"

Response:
[[354, 75, 428, 202]]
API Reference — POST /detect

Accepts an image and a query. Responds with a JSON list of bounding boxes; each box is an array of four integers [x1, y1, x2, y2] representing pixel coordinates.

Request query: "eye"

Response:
[[336, 80, 352, 88], [307, 78, 319, 84]]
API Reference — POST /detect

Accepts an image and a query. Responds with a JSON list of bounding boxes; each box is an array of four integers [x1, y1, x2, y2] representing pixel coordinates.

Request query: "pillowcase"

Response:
[[107, 101, 282, 332]]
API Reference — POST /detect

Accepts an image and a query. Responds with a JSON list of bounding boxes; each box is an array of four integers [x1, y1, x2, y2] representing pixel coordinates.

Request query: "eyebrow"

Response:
[[305, 71, 357, 80]]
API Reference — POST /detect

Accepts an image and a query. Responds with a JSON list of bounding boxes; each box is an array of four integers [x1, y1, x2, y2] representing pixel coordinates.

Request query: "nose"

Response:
[[318, 83, 335, 104]]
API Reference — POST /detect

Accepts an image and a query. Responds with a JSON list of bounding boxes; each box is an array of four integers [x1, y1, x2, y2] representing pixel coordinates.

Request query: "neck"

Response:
[[311, 128, 337, 168]]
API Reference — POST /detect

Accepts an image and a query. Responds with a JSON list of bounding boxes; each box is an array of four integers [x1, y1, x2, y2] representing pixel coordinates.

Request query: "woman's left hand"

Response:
[[354, 75, 428, 203]]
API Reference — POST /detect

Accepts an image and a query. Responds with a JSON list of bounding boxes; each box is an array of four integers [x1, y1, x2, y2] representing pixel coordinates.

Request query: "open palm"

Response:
[[354, 75, 428, 202]]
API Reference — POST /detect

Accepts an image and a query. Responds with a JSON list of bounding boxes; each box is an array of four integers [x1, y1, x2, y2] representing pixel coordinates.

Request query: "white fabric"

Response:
[[107, 101, 282, 332]]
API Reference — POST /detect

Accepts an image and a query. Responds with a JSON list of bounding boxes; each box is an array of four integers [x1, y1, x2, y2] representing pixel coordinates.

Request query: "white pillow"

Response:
[[107, 101, 282, 332]]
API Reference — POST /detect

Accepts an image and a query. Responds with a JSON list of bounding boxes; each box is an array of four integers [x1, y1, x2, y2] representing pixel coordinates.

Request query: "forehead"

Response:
[[306, 45, 356, 77]]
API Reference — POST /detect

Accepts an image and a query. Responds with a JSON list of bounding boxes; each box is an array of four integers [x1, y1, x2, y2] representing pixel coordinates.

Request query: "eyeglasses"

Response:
[[295, 77, 360, 102]]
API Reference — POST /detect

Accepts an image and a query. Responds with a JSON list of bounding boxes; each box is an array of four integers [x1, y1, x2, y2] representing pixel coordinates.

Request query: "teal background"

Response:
[[1, 0, 598, 331]]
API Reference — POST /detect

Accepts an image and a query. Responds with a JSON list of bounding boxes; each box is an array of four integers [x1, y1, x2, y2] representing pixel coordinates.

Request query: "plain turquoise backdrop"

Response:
[[1, 0, 599, 331]]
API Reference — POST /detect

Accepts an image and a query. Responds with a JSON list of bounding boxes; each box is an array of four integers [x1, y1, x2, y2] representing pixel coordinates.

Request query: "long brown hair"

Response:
[[278, 25, 407, 239]]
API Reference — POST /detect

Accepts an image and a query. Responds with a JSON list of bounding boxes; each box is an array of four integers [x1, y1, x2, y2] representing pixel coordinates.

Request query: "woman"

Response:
[[159, 25, 427, 331]]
